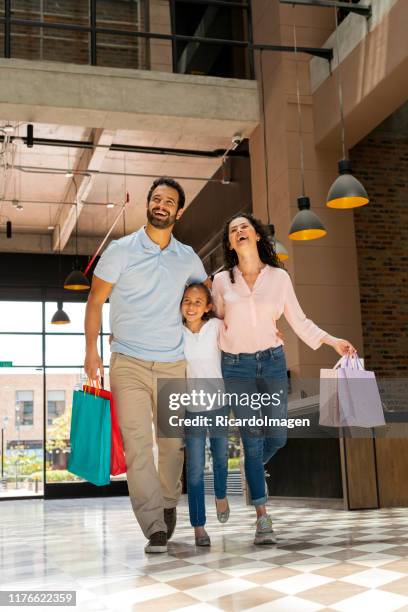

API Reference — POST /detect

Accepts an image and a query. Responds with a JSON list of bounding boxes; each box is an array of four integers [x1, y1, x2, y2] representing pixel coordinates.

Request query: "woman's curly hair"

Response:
[[222, 213, 282, 283]]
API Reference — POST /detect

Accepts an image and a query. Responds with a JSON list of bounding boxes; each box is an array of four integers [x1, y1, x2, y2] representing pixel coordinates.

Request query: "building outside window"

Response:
[[47, 390, 66, 425], [15, 390, 34, 426]]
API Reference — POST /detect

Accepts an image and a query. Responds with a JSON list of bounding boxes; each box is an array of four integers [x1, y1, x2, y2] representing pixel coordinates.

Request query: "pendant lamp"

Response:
[[289, 21, 326, 241], [51, 225, 71, 324], [326, 8, 369, 210], [51, 302, 71, 325], [327, 160, 369, 209], [289, 196, 327, 241], [63, 178, 90, 291], [64, 269, 90, 290], [267, 224, 289, 261]]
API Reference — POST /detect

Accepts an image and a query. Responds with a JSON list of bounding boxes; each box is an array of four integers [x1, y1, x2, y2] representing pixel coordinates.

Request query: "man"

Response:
[[84, 177, 208, 553]]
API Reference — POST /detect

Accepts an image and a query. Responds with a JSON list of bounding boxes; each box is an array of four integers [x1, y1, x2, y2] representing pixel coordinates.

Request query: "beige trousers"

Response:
[[110, 352, 186, 538]]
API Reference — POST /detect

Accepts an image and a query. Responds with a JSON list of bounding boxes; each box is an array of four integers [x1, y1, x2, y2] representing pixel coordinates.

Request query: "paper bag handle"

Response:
[[333, 354, 364, 370]]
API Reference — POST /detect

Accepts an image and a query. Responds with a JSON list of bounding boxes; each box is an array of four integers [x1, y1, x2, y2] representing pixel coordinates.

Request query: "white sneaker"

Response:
[[254, 514, 277, 545]]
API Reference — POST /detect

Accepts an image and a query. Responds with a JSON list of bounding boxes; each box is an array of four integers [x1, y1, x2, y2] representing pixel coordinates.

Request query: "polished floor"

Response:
[[1, 496, 408, 611]]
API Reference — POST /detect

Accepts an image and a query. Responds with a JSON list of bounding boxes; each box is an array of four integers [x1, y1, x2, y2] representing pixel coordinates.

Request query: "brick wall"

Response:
[[6, 0, 157, 70], [351, 108, 408, 376]]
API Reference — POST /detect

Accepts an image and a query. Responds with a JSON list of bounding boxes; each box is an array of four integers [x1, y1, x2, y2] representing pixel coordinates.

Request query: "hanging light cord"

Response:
[[334, 7, 347, 160], [57, 223, 62, 286], [123, 154, 127, 236], [293, 21, 306, 197], [72, 175, 79, 262], [259, 49, 271, 225]]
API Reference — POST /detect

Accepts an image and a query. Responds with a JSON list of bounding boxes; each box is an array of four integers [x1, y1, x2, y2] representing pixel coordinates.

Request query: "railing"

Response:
[[337, 0, 363, 23], [0, 0, 254, 79]]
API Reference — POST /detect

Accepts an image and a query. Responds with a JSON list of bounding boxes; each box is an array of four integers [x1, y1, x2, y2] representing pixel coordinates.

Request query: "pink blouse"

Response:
[[212, 266, 329, 354]]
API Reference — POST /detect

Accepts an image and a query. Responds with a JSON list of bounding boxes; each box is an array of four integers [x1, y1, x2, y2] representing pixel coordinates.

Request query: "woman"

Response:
[[212, 213, 356, 545]]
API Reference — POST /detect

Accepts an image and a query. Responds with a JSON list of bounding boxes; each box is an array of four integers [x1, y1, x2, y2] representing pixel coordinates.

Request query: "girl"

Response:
[[212, 213, 356, 545], [181, 283, 230, 546]]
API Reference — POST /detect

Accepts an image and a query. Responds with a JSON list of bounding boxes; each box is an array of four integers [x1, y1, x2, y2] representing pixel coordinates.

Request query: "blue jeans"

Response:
[[185, 407, 229, 527], [221, 345, 288, 506]]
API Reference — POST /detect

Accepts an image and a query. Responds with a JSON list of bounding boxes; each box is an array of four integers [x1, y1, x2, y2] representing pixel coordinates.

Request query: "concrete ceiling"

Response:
[[0, 120, 231, 252]]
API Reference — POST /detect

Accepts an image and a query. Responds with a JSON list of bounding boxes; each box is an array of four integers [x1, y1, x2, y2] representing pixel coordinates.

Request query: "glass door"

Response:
[[45, 302, 93, 491], [0, 301, 44, 499], [0, 298, 127, 500]]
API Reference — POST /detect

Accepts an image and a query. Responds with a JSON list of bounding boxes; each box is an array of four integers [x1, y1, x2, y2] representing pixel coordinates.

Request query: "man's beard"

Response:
[[147, 208, 177, 229]]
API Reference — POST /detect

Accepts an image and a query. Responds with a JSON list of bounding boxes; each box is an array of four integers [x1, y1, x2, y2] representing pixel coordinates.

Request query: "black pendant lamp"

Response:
[[51, 302, 71, 325], [64, 269, 90, 290], [63, 179, 90, 291], [51, 225, 71, 324], [289, 21, 326, 242], [326, 8, 369, 210], [267, 224, 289, 261], [327, 159, 369, 209], [289, 197, 327, 241]]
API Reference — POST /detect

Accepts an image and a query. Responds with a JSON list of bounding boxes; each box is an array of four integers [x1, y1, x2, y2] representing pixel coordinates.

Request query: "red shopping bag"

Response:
[[83, 385, 127, 476]]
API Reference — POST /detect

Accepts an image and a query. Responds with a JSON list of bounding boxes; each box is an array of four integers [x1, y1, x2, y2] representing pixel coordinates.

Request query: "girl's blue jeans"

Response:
[[185, 406, 229, 527], [221, 345, 288, 506]]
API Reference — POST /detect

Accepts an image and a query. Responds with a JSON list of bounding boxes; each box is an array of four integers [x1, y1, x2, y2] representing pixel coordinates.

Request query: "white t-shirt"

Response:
[[182, 318, 224, 412], [183, 317, 222, 378]]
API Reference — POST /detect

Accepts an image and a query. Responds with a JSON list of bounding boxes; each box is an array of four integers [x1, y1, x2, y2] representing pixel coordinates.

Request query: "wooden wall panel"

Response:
[[375, 431, 408, 507], [340, 437, 379, 510]]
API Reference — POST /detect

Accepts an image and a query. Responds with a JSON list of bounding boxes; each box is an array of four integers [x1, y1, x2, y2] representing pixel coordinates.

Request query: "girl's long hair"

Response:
[[222, 213, 281, 283]]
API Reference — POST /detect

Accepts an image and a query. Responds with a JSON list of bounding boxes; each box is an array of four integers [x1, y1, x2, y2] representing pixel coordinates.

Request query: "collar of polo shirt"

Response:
[[141, 226, 177, 253]]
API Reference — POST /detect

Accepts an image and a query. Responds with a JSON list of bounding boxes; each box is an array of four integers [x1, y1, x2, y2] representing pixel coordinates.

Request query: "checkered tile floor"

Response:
[[1, 496, 408, 611]]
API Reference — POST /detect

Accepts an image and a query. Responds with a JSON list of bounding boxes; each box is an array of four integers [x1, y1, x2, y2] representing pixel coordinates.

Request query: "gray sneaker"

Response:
[[145, 531, 168, 553], [254, 515, 277, 545]]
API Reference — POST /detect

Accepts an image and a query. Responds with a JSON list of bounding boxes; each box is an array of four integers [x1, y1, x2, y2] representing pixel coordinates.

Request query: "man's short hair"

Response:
[[147, 177, 186, 209]]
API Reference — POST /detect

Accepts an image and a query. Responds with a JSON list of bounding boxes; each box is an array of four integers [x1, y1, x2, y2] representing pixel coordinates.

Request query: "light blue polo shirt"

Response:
[[94, 227, 207, 362]]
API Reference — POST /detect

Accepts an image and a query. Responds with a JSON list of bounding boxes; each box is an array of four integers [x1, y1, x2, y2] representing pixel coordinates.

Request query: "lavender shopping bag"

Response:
[[320, 355, 385, 428], [337, 355, 385, 427]]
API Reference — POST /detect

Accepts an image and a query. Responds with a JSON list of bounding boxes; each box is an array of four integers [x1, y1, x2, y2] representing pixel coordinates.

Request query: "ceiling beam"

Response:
[[52, 128, 115, 251], [0, 135, 250, 158]]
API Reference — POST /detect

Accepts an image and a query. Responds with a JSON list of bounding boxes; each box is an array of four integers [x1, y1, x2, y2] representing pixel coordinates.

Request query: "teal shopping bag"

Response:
[[68, 389, 111, 486]]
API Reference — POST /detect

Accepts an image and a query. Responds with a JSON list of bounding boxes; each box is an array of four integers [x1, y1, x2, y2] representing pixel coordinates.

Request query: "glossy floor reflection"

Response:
[[1, 496, 408, 611]]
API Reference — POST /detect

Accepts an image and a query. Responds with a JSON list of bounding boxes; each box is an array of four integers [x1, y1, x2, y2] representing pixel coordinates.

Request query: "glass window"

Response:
[[0, 335, 42, 366], [1, 368, 44, 499], [96, 32, 147, 70], [102, 302, 110, 333], [47, 390, 66, 425], [102, 334, 112, 366], [16, 390, 34, 426], [0, 301, 42, 332], [11, 0, 89, 25], [96, 0, 146, 32], [45, 334, 89, 367], [45, 302, 87, 333], [46, 368, 85, 483], [11, 26, 89, 65]]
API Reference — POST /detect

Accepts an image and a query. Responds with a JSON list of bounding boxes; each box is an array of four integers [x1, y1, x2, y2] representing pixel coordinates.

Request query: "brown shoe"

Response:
[[145, 531, 167, 553], [164, 507, 177, 540]]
